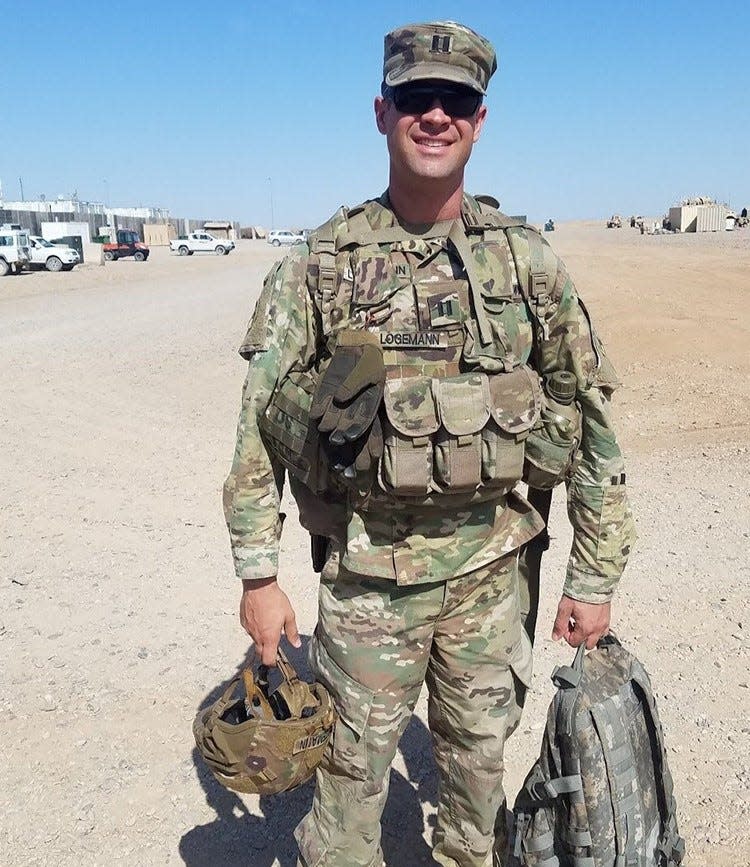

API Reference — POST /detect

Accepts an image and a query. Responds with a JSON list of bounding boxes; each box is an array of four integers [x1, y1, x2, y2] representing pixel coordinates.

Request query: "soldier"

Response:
[[223, 20, 636, 867]]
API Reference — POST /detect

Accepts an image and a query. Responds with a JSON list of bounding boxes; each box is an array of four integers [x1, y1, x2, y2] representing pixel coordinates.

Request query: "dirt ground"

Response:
[[1, 223, 748, 866]]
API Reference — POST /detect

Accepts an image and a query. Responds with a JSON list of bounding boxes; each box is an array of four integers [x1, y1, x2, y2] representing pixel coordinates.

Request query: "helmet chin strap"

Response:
[[243, 668, 275, 721], [244, 649, 322, 722]]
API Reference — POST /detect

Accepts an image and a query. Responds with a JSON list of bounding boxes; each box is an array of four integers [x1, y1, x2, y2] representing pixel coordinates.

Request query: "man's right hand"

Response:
[[240, 577, 301, 666]]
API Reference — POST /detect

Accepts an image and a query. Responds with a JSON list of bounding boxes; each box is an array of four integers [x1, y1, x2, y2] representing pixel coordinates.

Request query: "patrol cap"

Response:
[[383, 21, 497, 95]]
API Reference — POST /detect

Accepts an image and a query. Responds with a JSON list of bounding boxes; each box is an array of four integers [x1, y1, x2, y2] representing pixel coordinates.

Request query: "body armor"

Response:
[[260, 194, 582, 506]]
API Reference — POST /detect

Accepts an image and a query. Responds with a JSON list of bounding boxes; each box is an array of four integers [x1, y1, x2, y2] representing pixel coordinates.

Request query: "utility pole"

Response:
[[267, 177, 274, 230], [19, 177, 24, 201]]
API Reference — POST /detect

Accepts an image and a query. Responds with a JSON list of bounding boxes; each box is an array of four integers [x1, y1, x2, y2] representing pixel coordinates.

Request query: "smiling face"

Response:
[[374, 81, 487, 193]]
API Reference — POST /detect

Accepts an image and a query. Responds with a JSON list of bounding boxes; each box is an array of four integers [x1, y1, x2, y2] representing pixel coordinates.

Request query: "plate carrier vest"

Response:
[[259, 194, 581, 507]]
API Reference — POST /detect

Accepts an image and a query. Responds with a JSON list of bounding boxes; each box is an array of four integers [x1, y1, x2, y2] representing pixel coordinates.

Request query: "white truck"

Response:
[[28, 236, 80, 271], [0, 224, 31, 276], [169, 232, 235, 256]]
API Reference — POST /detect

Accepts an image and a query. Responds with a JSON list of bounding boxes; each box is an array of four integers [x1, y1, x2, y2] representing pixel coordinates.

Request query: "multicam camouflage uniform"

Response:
[[223, 192, 636, 867]]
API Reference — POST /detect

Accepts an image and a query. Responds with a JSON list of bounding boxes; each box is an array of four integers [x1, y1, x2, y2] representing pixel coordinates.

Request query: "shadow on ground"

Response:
[[179, 637, 439, 866]]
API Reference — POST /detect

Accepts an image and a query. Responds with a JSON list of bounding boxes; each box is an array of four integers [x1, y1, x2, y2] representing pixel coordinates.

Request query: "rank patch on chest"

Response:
[[427, 291, 463, 328], [379, 331, 449, 349]]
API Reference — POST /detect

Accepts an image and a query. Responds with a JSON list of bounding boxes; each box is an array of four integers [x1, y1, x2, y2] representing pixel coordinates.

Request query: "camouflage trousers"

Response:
[[295, 551, 533, 867]]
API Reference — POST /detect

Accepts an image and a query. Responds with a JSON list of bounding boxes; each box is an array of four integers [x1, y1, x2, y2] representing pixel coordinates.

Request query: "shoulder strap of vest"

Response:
[[469, 197, 550, 304], [463, 194, 525, 232], [504, 223, 556, 343], [306, 198, 411, 338], [306, 206, 351, 339], [463, 196, 557, 360]]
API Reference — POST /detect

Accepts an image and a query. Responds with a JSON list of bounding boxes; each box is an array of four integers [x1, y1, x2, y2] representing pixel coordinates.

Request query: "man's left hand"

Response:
[[551, 595, 611, 649]]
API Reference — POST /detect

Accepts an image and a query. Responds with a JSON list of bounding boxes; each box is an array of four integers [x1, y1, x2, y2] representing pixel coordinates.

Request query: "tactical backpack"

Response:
[[511, 635, 685, 867]]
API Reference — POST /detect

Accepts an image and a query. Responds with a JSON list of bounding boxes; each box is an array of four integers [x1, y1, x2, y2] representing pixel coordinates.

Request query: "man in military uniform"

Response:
[[223, 21, 636, 867]]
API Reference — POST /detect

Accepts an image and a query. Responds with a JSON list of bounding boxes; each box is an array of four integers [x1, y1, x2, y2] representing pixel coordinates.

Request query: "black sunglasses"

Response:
[[383, 82, 483, 118]]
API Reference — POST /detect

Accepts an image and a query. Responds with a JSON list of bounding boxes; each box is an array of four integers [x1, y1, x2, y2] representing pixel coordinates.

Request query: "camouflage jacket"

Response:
[[223, 196, 636, 601]]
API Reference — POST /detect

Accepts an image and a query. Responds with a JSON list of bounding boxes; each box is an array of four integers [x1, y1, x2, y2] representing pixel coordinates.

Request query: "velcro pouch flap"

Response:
[[436, 373, 490, 436], [488, 366, 542, 433], [351, 250, 411, 306], [383, 376, 440, 438]]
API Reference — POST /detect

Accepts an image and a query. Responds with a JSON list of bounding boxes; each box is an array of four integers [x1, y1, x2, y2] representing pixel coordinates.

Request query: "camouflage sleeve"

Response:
[[222, 248, 317, 581], [535, 246, 637, 603]]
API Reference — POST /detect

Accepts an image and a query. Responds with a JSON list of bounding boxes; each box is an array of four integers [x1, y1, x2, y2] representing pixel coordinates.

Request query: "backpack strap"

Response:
[[590, 700, 642, 866], [554, 677, 592, 850], [630, 664, 686, 866]]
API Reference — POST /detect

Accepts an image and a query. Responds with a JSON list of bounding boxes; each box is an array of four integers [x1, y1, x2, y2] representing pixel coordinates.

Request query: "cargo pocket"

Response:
[[510, 630, 534, 690], [433, 374, 490, 491], [568, 481, 636, 566], [309, 635, 374, 782], [596, 485, 633, 561], [509, 630, 534, 719], [380, 376, 439, 496], [483, 366, 542, 488]]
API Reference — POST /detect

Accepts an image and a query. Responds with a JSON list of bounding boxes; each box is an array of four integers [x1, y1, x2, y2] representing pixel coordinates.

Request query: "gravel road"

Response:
[[1, 228, 748, 866]]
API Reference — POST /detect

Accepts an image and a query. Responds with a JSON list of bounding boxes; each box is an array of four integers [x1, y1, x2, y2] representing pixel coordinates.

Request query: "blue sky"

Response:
[[4, 1, 748, 226]]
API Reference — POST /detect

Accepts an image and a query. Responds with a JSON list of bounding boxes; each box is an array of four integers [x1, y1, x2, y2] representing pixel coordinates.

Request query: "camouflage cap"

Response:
[[383, 21, 497, 94]]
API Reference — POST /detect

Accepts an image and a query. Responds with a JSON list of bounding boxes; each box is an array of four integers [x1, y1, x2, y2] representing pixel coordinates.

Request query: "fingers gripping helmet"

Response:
[[193, 649, 336, 795]]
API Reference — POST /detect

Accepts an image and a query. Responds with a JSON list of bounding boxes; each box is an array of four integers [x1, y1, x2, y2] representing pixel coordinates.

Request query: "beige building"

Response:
[[203, 221, 235, 240], [669, 201, 730, 232], [143, 223, 178, 246]]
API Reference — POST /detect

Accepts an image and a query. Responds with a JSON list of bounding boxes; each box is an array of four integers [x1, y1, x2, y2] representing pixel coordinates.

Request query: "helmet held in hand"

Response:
[[193, 649, 336, 795]]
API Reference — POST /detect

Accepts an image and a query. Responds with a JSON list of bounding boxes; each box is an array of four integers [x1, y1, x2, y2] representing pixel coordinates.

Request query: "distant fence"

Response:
[[0, 209, 239, 242], [0, 209, 149, 238]]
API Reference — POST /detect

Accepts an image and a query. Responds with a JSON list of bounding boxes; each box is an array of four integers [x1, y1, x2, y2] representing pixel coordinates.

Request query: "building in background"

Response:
[[202, 221, 235, 240], [144, 223, 178, 246], [668, 197, 731, 232], [0, 197, 239, 247]]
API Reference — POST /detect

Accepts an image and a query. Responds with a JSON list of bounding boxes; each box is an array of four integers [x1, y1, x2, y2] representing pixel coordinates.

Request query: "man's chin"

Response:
[[409, 159, 460, 182]]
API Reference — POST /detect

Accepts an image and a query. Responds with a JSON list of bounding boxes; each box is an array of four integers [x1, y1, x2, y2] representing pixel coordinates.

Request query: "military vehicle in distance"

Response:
[[0, 224, 31, 276], [102, 229, 150, 261]]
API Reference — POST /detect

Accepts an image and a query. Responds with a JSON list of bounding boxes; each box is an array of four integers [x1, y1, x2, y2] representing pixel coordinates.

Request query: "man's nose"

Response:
[[420, 98, 450, 123]]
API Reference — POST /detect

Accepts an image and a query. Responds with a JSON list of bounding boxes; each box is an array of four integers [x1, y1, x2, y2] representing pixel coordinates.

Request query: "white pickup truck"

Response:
[[169, 232, 235, 256], [28, 236, 80, 271]]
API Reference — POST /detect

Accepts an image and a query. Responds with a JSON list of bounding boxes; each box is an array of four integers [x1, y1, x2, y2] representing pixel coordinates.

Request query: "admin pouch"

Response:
[[511, 635, 685, 867]]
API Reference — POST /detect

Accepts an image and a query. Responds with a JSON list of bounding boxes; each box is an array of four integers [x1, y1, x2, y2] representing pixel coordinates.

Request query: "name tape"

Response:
[[379, 331, 449, 349], [292, 730, 331, 755]]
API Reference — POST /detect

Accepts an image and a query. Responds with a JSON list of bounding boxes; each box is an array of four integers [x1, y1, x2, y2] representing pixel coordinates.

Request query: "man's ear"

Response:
[[472, 104, 488, 143], [374, 96, 388, 135]]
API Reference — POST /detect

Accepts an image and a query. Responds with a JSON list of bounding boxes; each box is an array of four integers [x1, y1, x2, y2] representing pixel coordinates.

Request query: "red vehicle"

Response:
[[103, 229, 150, 261]]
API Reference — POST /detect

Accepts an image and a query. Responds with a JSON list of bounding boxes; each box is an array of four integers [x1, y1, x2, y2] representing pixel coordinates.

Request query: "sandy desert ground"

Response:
[[1, 222, 748, 866]]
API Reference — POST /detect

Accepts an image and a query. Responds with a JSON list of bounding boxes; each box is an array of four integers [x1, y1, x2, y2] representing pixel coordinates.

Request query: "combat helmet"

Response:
[[193, 649, 336, 795]]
